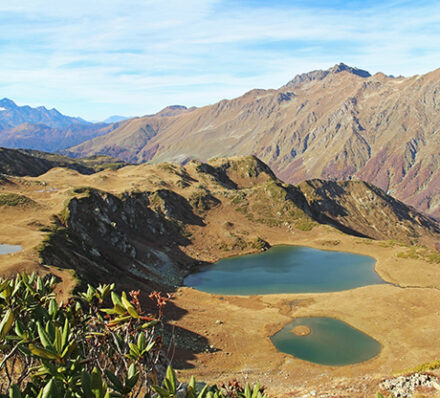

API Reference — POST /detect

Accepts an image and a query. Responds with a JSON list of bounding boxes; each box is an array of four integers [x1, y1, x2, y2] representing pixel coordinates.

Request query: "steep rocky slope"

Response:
[[66, 64, 440, 219], [0, 147, 127, 176], [299, 179, 440, 243]]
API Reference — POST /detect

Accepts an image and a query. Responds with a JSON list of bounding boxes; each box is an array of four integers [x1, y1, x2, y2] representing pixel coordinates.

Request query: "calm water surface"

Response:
[[270, 317, 382, 366], [185, 245, 384, 295], [0, 244, 22, 255]]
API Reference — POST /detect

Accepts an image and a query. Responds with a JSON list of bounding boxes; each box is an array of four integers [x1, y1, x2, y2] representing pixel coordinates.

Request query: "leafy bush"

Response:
[[0, 274, 267, 398]]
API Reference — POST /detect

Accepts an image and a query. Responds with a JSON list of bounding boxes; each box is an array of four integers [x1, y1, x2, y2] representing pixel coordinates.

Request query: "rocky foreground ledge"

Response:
[[380, 373, 440, 397]]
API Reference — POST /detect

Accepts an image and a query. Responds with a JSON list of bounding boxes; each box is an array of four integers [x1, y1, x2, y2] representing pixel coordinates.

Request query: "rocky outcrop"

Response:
[[39, 188, 200, 288], [380, 373, 440, 397]]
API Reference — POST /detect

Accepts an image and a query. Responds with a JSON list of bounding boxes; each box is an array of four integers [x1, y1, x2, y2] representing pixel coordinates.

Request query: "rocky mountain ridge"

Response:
[[65, 64, 440, 219], [0, 98, 122, 152]]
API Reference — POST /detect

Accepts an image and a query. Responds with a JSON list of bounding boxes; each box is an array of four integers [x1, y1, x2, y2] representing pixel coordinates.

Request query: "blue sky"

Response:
[[1, 0, 440, 120]]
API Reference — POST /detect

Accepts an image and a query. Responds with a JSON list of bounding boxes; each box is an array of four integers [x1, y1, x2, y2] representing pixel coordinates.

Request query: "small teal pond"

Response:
[[270, 317, 382, 366], [185, 245, 384, 295], [0, 244, 22, 255]]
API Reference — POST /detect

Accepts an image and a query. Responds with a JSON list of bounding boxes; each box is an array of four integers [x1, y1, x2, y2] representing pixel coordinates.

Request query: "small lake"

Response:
[[185, 245, 384, 295], [0, 244, 23, 255], [270, 317, 381, 366]]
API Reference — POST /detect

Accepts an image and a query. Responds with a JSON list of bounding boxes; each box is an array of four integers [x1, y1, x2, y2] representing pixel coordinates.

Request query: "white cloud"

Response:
[[1, 1, 440, 119]]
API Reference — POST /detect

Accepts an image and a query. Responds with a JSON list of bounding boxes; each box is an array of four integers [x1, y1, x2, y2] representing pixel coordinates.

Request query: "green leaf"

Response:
[[36, 277, 43, 292], [29, 344, 59, 360], [61, 318, 70, 348], [137, 332, 146, 351], [244, 383, 251, 398], [126, 372, 139, 390], [111, 292, 122, 307], [165, 366, 177, 395], [48, 300, 57, 318], [104, 370, 124, 393], [251, 383, 261, 398], [121, 292, 138, 318], [11, 281, 22, 298], [0, 310, 14, 338], [127, 363, 136, 379], [129, 343, 140, 358], [152, 385, 171, 397], [137, 319, 159, 330], [81, 372, 92, 398], [54, 327, 62, 353], [40, 379, 54, 398], [14, 319, 26, 340], [37, 322, 52, 349], [9, 385, 22, 398], [60, 341, 77, 359]]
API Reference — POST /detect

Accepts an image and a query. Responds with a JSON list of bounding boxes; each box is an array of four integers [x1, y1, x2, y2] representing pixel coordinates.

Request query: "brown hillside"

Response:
[[66, 64, 440, 219]]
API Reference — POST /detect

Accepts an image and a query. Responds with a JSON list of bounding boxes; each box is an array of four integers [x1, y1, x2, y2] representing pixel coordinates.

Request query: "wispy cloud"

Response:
[[1, 0, 440, 119]]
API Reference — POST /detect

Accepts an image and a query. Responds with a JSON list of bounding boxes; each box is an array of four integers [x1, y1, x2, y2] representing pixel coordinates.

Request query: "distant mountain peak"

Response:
[[329, 63, 371, 78], [102, 115, 129, 124], [0, 98, 17, 108], [153, 105, 193, 117], [283, 63, 372, 89]]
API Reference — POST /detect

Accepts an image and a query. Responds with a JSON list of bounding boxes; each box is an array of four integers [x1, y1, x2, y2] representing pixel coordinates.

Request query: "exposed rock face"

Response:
[[39, 188, 199, 287], [299, 179, 440, 244], [66, 64, 440, 219], [38, 156, 440, 289]]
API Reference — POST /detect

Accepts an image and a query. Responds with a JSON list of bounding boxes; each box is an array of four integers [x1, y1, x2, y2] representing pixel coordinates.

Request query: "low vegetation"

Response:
[[0, 193, 35, 207], [401, 359, 440, 374], [0, 273, 267, 398], [397, 246, 440, 264]]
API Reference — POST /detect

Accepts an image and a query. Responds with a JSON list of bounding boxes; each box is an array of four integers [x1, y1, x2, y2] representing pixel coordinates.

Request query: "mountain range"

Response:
[[63, 63, 440, 219], [2, 63, 440, 220], [0, 98, 119, 152]]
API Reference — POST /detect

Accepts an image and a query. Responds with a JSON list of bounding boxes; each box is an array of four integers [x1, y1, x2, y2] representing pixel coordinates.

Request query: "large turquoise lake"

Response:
[[270, 317, 382, 366], [185, 245, 384, 295]]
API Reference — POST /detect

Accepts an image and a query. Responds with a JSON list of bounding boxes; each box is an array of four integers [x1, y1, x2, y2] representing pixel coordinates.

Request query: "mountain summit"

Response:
[[283, 63, 371, 88]]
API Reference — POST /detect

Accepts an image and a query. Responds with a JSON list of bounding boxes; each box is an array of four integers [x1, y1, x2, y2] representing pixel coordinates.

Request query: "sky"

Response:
[[1, 0, 440, 121]]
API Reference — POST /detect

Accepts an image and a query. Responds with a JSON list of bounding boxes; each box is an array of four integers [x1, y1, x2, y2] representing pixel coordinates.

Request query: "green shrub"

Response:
[[0, 274, 266, 398], [0, 193, 35, 207]]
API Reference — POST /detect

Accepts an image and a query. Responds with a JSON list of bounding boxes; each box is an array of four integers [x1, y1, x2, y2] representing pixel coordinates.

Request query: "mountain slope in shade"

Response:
[[0, 98, 122, 152], [299, 179, 440, 243], [0, 146, 128, 177], [66, 64, 440, 219]]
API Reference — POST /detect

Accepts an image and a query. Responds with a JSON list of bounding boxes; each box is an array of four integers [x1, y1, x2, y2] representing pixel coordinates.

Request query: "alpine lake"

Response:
[[185, 245, 384, 366]]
